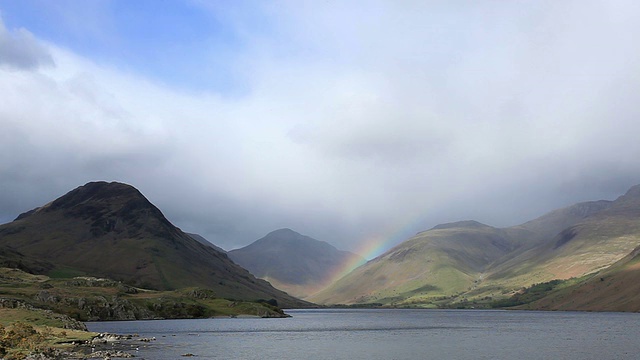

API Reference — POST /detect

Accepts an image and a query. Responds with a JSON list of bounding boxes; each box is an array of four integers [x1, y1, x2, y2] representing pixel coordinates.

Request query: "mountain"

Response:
[[187, 233, 227, 254], [228, 228, 364, 298], [521, 245, 640, 312], [311, 185, 640, 308], [0, 181, 307, 307], [515, 200, 612, 240], [486, 185, 640, 290], [309, 221, 527, 305], [0, 244, 55, 274]]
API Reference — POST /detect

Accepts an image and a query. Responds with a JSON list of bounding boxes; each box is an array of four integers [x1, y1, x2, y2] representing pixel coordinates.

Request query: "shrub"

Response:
[[0, 322, 52, 359]]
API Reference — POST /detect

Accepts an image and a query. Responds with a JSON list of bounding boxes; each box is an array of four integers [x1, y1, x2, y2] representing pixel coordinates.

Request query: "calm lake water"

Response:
[[86, 308, 640, 359]]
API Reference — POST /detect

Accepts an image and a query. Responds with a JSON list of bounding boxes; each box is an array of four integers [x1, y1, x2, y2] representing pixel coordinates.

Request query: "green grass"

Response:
[[0, 318, 96, 360], [0, 267, 289, 323], [488, 276, 586, 309], [47, 267, 88, 279]]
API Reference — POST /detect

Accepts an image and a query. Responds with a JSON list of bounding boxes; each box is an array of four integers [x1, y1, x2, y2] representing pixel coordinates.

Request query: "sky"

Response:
[[1, 1, 640, 258]]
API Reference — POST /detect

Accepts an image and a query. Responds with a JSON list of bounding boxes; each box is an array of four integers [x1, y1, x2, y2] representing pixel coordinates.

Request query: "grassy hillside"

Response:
[[312, 185, 640, 310], [309, 222, 525, 305], [483, 186, 640, 296], [0, 182, 308, 308], [0, 267, 290, 320], [519, 246, 640, 312]]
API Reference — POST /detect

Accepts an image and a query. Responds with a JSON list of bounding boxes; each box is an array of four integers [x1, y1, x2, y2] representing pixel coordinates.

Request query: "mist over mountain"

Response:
[[229, 228, 364, 298]]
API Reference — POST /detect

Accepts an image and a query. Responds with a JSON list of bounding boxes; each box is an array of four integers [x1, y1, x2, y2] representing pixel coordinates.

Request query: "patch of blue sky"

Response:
[[0, 0, 261, 96]]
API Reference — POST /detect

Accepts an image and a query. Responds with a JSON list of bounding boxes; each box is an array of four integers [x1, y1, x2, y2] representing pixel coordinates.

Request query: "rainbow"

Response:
[[309, 214, 429, 296]]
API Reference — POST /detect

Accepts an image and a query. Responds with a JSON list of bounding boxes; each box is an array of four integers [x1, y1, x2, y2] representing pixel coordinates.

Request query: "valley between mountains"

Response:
[[2, 180, 640, 322]]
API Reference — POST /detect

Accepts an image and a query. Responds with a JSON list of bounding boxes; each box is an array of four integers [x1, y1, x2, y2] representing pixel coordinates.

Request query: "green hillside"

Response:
[[311, 185, 640, 310], [518, 245, 640, 312], [0, 181, 307, 308], [0, 267, 289, 320], [309, 221, 527, 305], [484, 185, 640, 293]]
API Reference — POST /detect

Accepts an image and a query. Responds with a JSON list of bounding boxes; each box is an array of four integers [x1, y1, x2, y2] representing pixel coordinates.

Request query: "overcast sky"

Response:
[[1, 1, 640, 257]]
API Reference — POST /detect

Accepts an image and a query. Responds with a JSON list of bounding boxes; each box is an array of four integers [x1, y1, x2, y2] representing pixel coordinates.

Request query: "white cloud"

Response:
[[2, 2, 640, 253]]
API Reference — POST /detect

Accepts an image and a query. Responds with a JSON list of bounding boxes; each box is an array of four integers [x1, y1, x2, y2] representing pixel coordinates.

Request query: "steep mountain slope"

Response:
[[309, 221, 526, 305], [486, 185, 640, 290], [311, 185, 640, 307], [0, 181, 306, 307], [187, 233, 227, 254], [0, 245, 54, 275], [522, 245, 640, 312], [228, 229, 364, 298]]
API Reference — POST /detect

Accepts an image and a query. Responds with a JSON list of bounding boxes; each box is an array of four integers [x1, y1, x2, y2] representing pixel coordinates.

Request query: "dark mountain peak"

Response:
[[228, 229, 363, 296], [49, 181, 144, 209], [0, 182, 306, 307], [14, 181, 149, 221], [431, 220, 491, 231], [31, 181, 173, 239], [252, 228, 337, 251]]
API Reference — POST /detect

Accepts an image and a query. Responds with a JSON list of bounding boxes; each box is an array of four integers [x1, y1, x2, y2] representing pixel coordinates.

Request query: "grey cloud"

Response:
[[0, 18, 54, 70], [3, 2, 640, 256]]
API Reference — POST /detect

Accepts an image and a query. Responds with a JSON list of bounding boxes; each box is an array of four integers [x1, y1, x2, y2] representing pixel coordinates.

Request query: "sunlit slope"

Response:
[[309, 221, 526, 305], [312, 185, 640, 308], [484, 185, 640, 292], [0, 181, 307, 307], [228, 228, 364, 299], [522, 245, 640, 312], [485, 200, 614, 282]]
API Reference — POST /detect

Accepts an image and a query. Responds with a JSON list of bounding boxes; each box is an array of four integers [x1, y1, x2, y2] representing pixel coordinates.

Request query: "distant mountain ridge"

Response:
[[309, 184, 640, 310], [228, 228, 364, 298], [0, 181, 307, 307]]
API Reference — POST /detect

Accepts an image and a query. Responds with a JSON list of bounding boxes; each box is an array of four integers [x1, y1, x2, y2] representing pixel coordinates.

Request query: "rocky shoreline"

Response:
[[22, 333, 157, 360], [83, 333, 156, 359]]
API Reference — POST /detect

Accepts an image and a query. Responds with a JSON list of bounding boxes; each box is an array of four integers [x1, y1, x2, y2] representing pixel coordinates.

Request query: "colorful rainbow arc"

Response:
[[314, 213, 429, 293]]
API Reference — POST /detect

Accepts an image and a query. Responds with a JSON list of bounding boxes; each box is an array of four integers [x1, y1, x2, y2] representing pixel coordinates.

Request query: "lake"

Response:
[[86, 308, 640, 359]]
